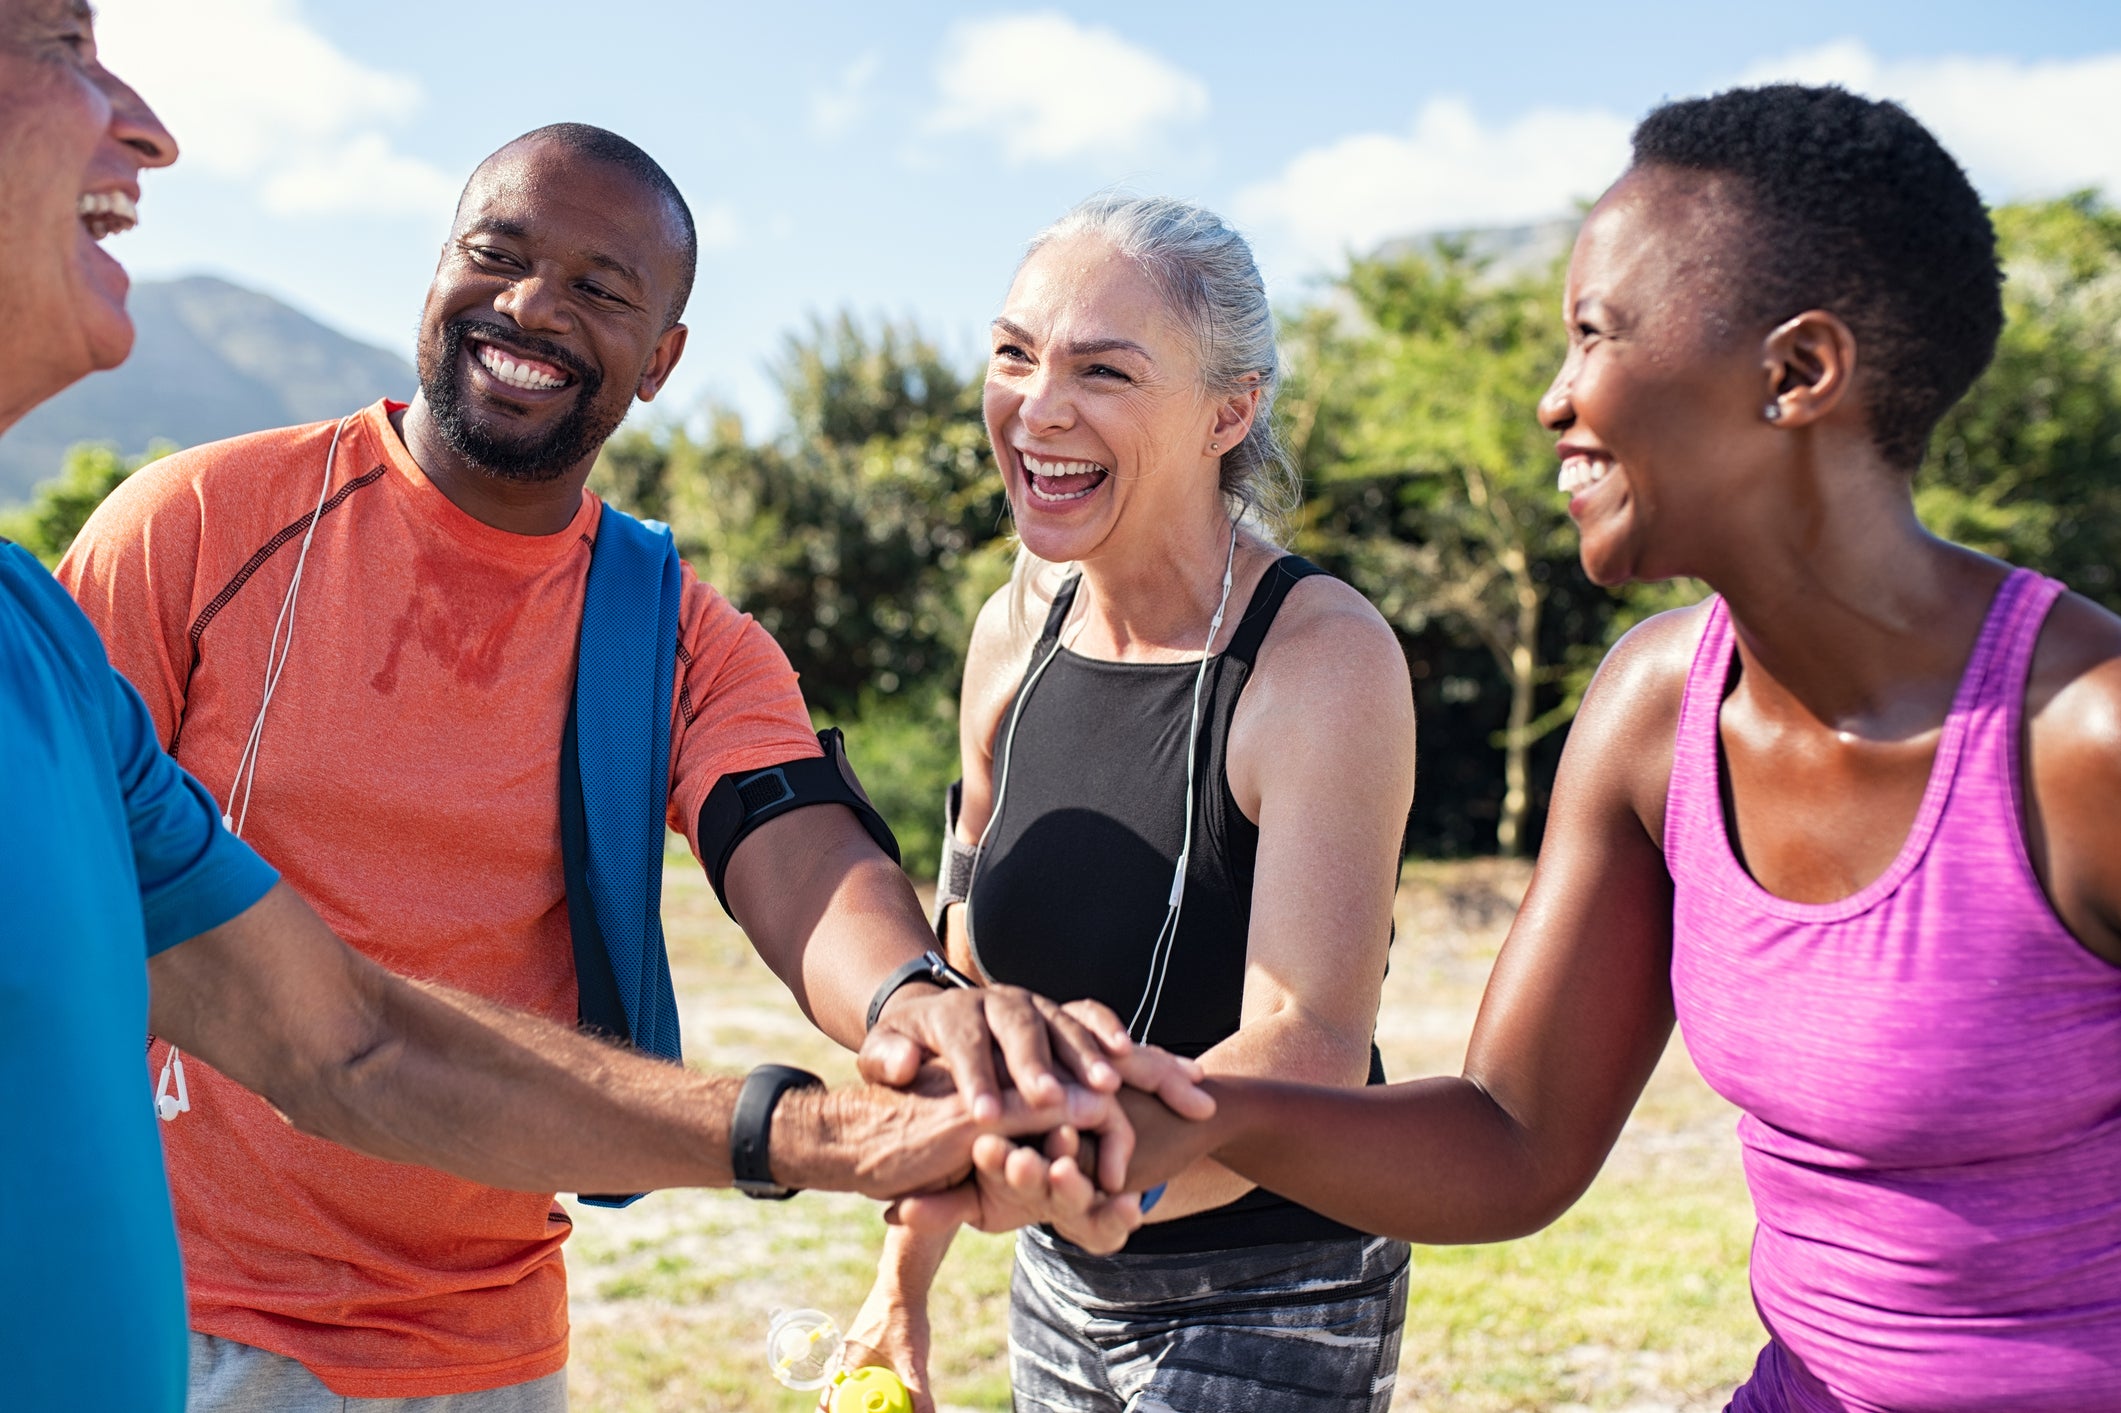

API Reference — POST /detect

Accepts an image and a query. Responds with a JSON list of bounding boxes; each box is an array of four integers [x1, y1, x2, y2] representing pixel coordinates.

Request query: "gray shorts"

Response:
[[1009, 1226, 1412, 1413], [188, 1333, 568, 1413]]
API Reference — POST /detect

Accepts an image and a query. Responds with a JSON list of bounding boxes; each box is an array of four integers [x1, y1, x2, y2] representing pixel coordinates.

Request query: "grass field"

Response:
[[563, 860, 1765, 1411]]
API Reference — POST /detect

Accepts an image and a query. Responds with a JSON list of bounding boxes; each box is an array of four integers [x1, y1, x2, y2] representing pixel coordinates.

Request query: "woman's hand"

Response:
[[834, 1212, 959, 1413], [893, 1124, 1153, 1255], [831, 1273, 935, 1413]]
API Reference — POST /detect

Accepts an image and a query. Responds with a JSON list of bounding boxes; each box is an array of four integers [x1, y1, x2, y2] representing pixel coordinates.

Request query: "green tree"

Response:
[[592, 315, 1014, 867], [1917, 193, 2121, 610], [1291, 194, 2121, 857], [1288, 246, 1584, 855], [0, 441, 171, 567]]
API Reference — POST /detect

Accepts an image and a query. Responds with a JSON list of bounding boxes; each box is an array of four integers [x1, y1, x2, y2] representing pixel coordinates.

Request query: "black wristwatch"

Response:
[[731, 1063, 824, 1200], [864, 948, 977, 1033]]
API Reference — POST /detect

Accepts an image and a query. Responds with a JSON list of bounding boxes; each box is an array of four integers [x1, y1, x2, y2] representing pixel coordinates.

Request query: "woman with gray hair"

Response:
[[840, 195, 1418, 1411]]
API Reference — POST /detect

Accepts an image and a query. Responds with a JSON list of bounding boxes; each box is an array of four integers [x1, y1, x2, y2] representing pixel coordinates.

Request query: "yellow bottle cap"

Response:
[[831, 1365, 914, 1413]]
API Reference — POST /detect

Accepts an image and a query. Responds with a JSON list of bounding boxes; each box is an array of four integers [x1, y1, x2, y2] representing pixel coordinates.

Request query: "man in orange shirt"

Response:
[[61, 123, 1173, 1410]]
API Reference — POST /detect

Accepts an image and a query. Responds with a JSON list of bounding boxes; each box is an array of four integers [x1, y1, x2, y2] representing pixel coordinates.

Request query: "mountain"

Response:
[[1374, 217, 1578, 281], [0, 276, 414, 505]]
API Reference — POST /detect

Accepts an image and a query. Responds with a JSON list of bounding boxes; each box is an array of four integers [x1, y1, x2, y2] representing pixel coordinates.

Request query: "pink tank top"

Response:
[[1665, 569, 2121, 1413]]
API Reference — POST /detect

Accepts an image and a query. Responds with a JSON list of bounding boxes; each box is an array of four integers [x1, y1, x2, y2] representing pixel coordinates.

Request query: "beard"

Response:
[[418, 318, 625, 482]]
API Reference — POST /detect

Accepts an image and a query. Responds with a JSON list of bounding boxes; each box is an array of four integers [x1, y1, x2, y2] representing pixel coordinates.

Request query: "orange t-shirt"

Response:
[[59, 400, 821, 1397]]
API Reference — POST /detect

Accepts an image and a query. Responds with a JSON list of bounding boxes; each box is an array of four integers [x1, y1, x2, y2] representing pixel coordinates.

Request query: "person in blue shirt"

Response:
[[0, 5, 1195, 1409]]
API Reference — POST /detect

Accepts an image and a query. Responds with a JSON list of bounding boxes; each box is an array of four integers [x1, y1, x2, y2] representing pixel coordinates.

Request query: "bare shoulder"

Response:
[[1577, 601, 1708, 726], [1246, 571, 1409, 710], [2027, 589, 2121, 749], [1234, 574, 1413, 826], [2023, 590, 2121, 959], [1551, 599, 1713, 843]]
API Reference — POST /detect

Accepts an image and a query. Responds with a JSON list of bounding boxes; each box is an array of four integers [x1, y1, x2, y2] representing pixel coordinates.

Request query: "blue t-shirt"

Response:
[[0, 543, 278, 1412]]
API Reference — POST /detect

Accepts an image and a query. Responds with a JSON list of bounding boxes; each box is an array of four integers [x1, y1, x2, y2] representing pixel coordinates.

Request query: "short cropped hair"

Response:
[[1631, 84, 2002, 469], [486, 122, 697, 326]]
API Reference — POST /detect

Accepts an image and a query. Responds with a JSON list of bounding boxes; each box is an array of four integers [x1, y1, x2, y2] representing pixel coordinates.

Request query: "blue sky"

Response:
[[96, 1, 2121, 435]]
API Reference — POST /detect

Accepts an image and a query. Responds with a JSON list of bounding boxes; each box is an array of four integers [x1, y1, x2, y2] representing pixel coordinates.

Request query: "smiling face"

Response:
[[0, 0, 176, 421], [984, 234, 1232, 565], [413, 138, 688, 481], [1539, 165, 1780, 586]]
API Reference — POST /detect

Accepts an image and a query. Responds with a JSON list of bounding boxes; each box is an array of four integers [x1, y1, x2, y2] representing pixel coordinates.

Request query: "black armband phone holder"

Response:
[[698, 727, 901, 916]]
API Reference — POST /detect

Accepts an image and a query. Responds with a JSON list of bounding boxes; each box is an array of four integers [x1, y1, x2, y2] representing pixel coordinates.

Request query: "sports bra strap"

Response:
[[1029, 555, 1317, 669], [1036, 574, 1083, 651], [1223, 555, 1324, 668]]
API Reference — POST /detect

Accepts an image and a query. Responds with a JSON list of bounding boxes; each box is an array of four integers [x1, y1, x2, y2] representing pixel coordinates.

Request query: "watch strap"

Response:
[[865, 949, 977, 1033], [731, 1063, 823, 1199]]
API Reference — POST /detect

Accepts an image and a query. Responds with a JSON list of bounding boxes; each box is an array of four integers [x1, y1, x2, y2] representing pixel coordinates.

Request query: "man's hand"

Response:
[[860, 993, 1214, 1192], [774, 1065, 1118, 1201], [863, 984, 1110, 1118]]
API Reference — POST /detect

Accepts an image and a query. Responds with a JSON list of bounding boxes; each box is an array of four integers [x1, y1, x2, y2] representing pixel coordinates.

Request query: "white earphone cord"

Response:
[[963, 524, 1240, 1045], [159, 415, 347, 1124], [1130, 523, 1237, 1042], [223, 415, 346, 836]]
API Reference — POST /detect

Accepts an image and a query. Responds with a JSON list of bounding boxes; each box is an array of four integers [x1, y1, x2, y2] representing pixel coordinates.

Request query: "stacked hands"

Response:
[[822, 984, 1218, 1251], [770, 983, 1223, 1411]]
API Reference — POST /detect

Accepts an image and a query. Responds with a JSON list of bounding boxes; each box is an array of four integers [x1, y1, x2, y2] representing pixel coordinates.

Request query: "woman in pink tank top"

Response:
[[1005, 84, 2121, 1411]]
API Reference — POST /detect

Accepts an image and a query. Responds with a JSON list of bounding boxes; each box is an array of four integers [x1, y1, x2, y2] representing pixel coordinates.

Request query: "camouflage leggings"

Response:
[[1009, 1228, 1411, 1412]]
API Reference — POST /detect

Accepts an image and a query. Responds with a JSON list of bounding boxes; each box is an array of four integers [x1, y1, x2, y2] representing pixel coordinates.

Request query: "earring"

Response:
[[1209, 441, 1220, 452], [1764, 403, 1782, 422]]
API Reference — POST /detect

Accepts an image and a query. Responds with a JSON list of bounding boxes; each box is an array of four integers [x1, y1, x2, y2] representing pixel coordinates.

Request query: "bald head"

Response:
[[460, 123, 697, 327]]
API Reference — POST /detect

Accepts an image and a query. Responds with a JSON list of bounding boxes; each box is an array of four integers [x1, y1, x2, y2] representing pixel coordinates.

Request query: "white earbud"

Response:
[[154, 1045, 188, 1123]]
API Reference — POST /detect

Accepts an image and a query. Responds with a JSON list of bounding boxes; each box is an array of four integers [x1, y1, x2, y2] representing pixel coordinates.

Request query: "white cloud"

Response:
[[95, 0, 456, 219], [1236, 42, 2121, 277], [1734, 40, 2121, 201], [1234, 98, 1631, 270], [260, 133, 459, 217], [811, 54, 882, 140], [928, 13, 1208, 164]]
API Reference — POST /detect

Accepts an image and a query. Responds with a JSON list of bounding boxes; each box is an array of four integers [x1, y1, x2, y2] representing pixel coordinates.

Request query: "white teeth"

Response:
[[475, 343, 569, 391], [1558, 456, 1613, 496], [77, 191, 139, 239], [1021, 451, 1108, 479], [1019, 448, 1108, 505], [77, 192, 137, 219]]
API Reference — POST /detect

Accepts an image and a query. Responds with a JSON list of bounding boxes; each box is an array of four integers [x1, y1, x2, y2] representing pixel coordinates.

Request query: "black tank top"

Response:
[[968, 554, 1383, 1254]]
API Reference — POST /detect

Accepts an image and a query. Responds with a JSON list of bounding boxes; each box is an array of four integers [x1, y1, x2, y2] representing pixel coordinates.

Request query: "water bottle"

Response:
[[765, 1307, 915, 1413]]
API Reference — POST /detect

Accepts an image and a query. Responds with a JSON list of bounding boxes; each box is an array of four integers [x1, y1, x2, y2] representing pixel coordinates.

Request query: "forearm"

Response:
[[278, 971, 756, 1193], [728, 813, 937, 1050], [150, 886, 872, 1195], [874, 1216, 959, 1308], [1201, 1075, 1596, 1244], [799, 855, 944, 1050], [1145, 1009, 1371, 1221], [187, 953, 874, 1195]]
